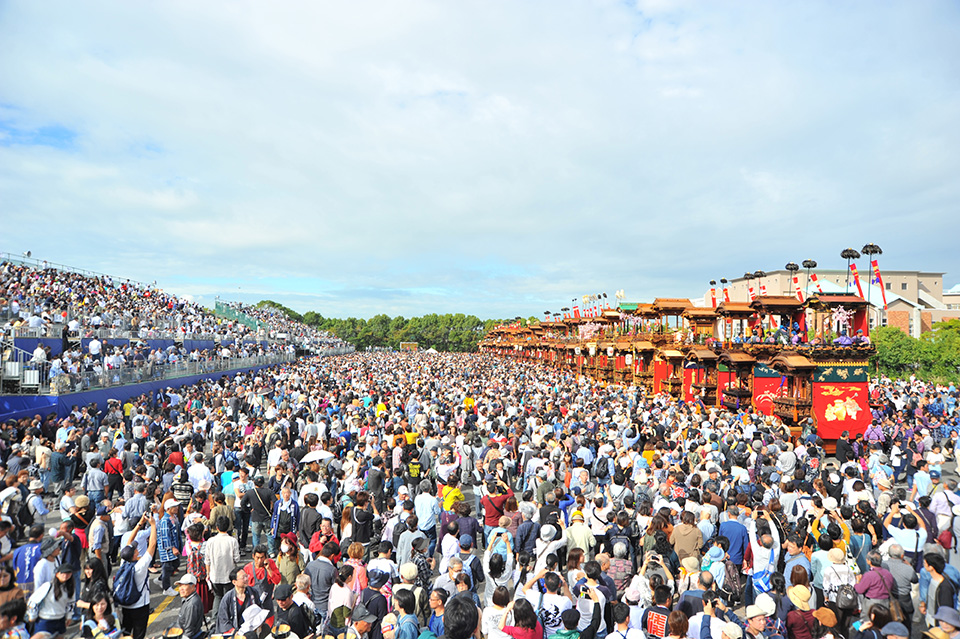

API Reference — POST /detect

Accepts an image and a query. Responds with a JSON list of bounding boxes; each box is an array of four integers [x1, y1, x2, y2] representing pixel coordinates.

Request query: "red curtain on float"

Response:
[[683, 367, 697, 402], [653, 360, 670, 393], [717, 370, 735, 406], [752, 376, 782, 416], [813, 382, 871, 439]]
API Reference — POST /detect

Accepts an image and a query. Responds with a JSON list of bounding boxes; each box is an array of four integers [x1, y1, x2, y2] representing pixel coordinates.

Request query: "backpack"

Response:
[[836, 583, 859, 610], [593, 456, 609, 480], [608, 525, 633, 558], [19, 497, 36, 528], [113, 561, 144, 607], [720, 560, 743, 604], [26, 582, 52, 623], [223, 448, 240, 467]]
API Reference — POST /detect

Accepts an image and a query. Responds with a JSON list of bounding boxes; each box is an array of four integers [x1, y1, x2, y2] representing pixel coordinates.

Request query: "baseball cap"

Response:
[[164, 498, 180, 510], [175, 574, 197, 586], [352, 602, 378, 625], [274, 583, 294, 600]]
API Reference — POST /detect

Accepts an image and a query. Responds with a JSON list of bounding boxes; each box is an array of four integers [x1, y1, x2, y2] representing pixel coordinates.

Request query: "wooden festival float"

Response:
[[480, 292, 876, 440]]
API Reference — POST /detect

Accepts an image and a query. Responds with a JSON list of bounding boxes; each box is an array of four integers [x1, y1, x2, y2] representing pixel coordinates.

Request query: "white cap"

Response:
[[164, 499, 180, 511]]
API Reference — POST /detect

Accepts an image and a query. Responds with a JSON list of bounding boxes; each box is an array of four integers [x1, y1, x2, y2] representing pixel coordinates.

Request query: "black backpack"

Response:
[[593, 456, 609, 479]]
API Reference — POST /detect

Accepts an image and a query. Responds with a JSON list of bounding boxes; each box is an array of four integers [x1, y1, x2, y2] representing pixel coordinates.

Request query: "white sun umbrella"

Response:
[[300, 450, 334, 464]]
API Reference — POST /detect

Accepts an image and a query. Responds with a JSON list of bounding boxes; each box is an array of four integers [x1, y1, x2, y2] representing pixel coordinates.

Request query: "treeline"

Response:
[[256, 300, 508, 352], [871, 320, 960, 383]]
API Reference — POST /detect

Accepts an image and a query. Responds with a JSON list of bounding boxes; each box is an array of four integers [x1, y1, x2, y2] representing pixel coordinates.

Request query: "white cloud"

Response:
[[0, 0, 958, 318]]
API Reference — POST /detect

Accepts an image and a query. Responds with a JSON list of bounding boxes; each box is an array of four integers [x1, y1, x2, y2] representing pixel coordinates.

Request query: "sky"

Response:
[[1, 1, 959, 320]]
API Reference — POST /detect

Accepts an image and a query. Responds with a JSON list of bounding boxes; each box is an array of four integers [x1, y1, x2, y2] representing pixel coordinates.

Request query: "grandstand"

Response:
[[0, 253, 353, 419]]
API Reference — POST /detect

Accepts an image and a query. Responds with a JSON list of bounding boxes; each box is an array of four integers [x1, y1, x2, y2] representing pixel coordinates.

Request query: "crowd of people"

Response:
[[0, 261, 348, 351], [0, 350, 957, 639]]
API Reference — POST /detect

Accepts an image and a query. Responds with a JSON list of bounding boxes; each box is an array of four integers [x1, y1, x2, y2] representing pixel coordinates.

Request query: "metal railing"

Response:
[[1, 345, 297, 396]]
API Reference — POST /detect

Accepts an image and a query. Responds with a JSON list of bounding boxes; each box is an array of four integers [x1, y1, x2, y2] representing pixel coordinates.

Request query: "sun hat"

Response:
[[540, 525, 557, 542], [934, 608, 960, 629], [745, 605, 765, 619], [754, 593, 777, 617], [828, 547, 845, 564], [814, 608, 838, 628], [29, 480, 43, 491], [40, 537, 59, 558], [924, 629, 950, 639], [367, 569, 390, 589], [787, 585, 811, 611], [239, 606, 269, 634], [822, 496, 839, 511], [706, 545, 725, 562], [681, 556, 700, 573], [722, 622, 743, 639]]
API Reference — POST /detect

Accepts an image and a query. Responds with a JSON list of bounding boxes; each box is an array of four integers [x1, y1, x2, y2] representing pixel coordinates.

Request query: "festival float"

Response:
[[480, 286, 876, 442]]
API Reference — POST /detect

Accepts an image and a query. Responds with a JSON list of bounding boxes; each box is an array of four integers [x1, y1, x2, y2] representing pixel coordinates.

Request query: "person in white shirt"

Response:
[[118, 511, 158, 639], [187, 454, 214, 490]]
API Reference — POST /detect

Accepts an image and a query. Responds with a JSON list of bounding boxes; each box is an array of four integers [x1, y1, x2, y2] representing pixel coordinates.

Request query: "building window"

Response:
[[885, 283, 891, 290], [881, 315, 888, 326], [901, 283, 908, 290]]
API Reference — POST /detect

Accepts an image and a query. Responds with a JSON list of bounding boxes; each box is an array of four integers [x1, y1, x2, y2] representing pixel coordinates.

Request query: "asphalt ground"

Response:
[[41, 456, 956, 637]]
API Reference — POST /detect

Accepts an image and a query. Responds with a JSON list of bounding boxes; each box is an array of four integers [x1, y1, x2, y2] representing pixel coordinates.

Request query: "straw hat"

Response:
[[787, 585, 811, 611]]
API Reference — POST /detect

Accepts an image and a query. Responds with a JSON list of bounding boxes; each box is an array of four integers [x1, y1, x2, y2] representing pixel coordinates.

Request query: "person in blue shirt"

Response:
[[12, 524, 43, 596], [414, 480, 441, 558], [427, 589, 447, 636], [718, 505, 749, 569], [392, 589, 421, 639]]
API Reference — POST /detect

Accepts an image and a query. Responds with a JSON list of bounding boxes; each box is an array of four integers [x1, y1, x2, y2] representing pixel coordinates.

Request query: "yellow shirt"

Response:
[[441, 486, 464, 512]]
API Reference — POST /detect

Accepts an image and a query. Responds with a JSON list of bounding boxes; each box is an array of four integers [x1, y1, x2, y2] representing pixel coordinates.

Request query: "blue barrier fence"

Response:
[[0, 360, 282, 423]]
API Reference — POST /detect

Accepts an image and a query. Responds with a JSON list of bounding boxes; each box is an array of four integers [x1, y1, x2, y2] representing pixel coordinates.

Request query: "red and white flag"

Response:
[[871, 260, 888, 309], [850, 264, 865, 298], [810, 273, 824, 294], [793, 276, 804, 302]]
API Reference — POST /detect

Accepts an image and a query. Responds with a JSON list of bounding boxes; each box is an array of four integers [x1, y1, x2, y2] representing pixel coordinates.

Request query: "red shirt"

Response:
[[104, 458, 124, 475], [481, 488, 513, 528]]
